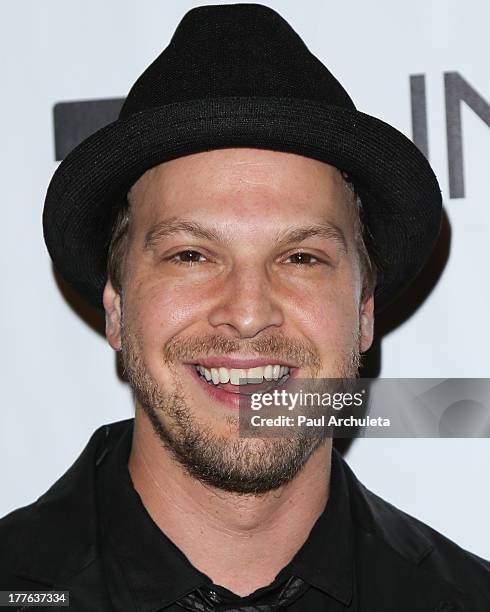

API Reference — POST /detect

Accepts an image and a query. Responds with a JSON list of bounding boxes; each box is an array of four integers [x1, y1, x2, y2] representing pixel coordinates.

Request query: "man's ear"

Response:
[[103, 279, 122, 351], [359, 294, 374, 353]]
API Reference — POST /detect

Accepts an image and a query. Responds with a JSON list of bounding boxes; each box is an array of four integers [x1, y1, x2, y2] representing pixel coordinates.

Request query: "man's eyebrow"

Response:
[[275, 223, 348, 254], [143, 218, 229, 249], [143, 218, 348, 253]]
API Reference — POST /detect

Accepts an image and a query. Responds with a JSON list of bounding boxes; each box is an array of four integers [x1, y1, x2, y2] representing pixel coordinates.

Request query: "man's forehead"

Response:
[[124, 151, 357, 251], [126, 150, 354, 238], [128, 148, 346, 200]]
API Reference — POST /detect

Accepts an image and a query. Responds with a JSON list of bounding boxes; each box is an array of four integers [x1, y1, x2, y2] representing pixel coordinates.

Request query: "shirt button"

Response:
[[208, 589, 220, 602]]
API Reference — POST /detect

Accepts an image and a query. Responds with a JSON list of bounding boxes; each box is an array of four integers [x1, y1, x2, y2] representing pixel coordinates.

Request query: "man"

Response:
[[1, 4, 488, 611]]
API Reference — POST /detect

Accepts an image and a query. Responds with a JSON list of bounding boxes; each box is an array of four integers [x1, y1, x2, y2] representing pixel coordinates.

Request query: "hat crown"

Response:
[[119, 3, 355, 119]]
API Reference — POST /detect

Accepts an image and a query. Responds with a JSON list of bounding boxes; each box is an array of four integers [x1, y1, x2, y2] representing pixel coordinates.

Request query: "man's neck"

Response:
[[128, 408, 332, 597]]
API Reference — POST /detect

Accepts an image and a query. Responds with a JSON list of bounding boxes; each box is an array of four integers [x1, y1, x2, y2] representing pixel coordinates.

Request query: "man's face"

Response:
[[104, 148, 374, 494]]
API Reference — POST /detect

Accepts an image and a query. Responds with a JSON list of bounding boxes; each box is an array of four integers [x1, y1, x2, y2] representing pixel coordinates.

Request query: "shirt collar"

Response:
[[97, 423, 212, 611], [97, 422, 354, 610]]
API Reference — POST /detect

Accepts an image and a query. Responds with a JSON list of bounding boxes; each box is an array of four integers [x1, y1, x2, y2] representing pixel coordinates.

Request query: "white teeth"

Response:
[[230, 369, 247, 385], [219, 367, 230, 384], [247, 366, 264, 383], [195, 364, 290, 386]]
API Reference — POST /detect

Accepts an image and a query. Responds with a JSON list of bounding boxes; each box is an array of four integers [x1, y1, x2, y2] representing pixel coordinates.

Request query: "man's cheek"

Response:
[[302, 298, 356, 334], [131, 279, 203, 331]]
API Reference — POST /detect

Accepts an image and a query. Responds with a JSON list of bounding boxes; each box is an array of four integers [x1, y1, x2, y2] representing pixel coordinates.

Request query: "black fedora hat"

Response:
[[43, 3, 442, 314]]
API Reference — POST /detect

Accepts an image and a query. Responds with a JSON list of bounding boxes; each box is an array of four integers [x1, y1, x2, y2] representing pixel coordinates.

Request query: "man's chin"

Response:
[[142, 399, 324, 494]]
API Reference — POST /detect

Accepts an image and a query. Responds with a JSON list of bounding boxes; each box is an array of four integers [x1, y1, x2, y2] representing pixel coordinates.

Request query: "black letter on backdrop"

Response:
[[445, 72, 490, 199], [410, 74, 429, 160]]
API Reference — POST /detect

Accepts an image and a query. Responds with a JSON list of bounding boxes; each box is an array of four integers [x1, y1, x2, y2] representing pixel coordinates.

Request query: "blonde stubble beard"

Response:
[[119, 310, 361, 495]]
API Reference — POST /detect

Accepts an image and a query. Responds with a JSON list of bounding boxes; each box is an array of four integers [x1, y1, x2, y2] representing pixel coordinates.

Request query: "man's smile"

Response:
[[183, 357, 297, 409]]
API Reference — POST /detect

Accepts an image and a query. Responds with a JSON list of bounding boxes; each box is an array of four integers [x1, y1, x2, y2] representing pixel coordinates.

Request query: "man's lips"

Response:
[[183, 356, 298, 392], [184, 362, 297, 408]]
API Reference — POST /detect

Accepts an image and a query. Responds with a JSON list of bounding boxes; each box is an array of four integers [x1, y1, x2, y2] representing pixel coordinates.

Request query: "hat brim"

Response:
[[43, 96, 442, 314]]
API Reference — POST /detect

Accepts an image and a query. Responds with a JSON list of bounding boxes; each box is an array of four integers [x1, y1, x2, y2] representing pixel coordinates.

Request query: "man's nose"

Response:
[[207, 263, 284, 338]]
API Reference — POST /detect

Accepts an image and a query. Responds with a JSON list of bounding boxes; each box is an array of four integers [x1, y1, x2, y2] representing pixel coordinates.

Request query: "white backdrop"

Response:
[[1, 0, 489, 559]]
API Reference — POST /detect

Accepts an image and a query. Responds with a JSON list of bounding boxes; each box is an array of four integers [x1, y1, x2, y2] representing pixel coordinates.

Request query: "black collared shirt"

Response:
[[2, 419, 489, 610], [95, 422, 354, 611]]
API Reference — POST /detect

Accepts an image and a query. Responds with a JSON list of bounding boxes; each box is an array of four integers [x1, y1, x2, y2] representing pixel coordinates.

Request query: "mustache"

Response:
[[161, 332, 322, 370]]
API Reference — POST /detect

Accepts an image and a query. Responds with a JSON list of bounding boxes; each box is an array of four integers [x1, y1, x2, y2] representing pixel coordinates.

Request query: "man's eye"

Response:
[[286, 252, 320, 265], [171, 250, 207, 264]]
